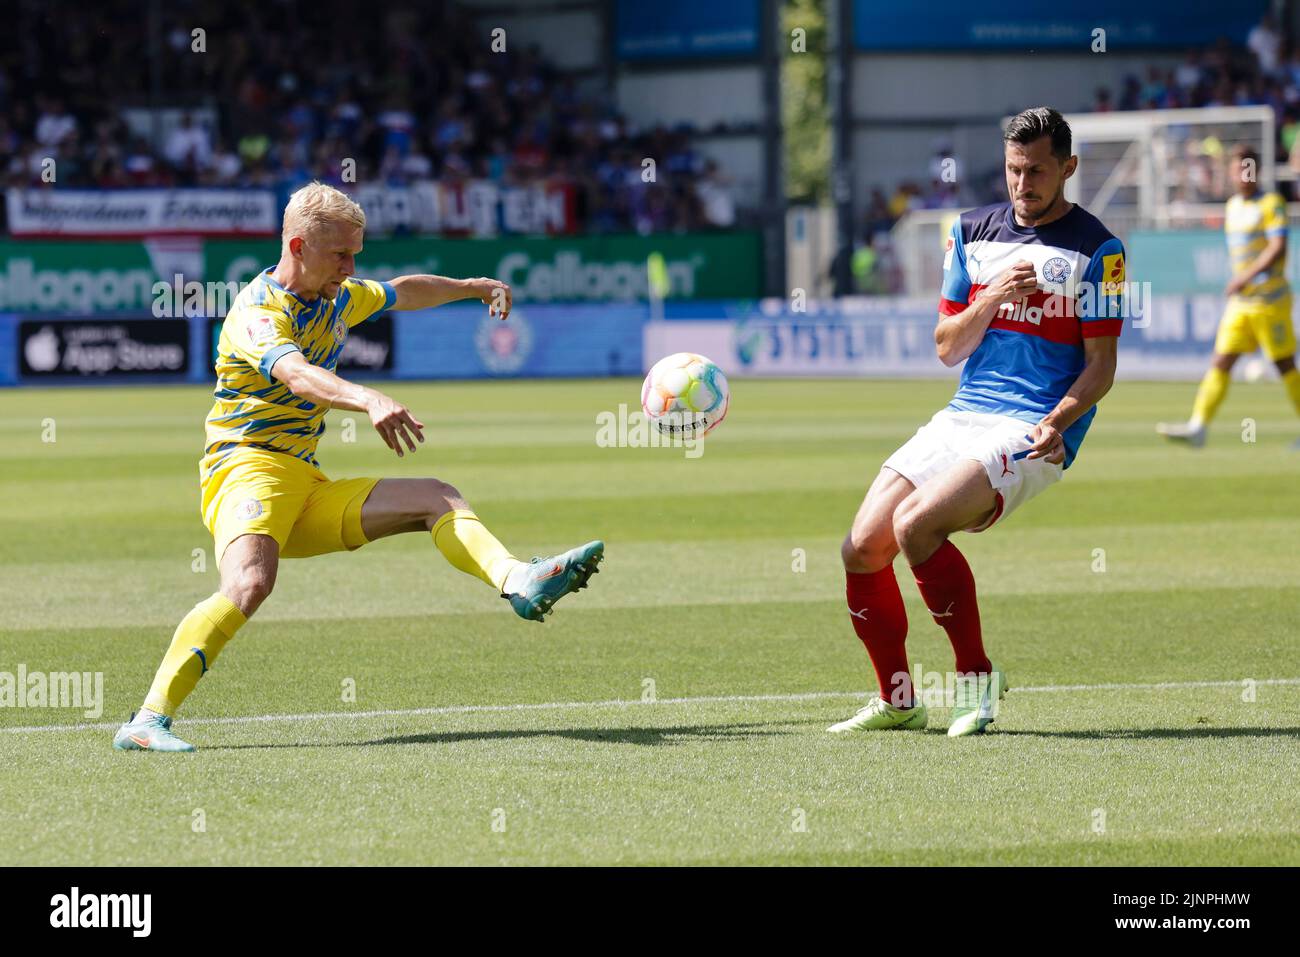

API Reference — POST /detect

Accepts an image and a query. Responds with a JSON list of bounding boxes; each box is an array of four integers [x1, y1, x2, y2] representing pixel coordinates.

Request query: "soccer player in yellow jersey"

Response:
[[114, 183, 604, 752], [1158, 145, 1300, 447]]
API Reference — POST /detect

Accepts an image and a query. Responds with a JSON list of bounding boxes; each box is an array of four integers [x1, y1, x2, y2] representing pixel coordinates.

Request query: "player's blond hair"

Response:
[[281, 182, 366, 251]]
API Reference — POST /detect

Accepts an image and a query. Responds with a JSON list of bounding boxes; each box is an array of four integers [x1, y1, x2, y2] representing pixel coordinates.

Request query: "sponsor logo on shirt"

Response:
[[246, 315, 277, 347], [1100, 253, 1125, 296]]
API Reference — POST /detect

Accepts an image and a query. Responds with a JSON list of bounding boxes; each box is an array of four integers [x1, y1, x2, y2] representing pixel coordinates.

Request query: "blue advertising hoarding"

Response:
[[615, 0, 759, 60], [854, 0, 1269, 50]]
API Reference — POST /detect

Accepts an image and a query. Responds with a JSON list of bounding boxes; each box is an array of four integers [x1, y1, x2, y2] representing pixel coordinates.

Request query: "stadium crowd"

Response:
[[0, 0, 738, 234]]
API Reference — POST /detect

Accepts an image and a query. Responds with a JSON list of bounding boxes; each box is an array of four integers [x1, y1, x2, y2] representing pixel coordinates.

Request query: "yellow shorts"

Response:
[[1215, 298, 1297, 360], [199, 448, 380, 563]]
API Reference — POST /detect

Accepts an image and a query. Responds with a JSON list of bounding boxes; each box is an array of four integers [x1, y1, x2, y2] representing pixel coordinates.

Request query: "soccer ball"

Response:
[[640, 352, 730, 438]]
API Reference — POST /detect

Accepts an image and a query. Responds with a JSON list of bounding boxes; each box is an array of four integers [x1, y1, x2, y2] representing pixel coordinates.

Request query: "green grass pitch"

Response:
[[1, 376, 1297, 866]]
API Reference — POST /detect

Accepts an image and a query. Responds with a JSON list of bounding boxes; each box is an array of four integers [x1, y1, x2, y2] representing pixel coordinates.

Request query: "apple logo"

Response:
[[25, 326, 60, 372]]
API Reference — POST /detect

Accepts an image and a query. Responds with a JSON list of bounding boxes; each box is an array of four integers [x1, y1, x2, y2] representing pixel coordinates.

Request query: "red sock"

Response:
[[845, 565, 914, 707], [910, 540, 991, 675]]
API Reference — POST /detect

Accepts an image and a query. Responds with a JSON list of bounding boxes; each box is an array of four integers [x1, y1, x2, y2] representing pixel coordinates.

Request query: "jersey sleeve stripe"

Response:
[[1081, 318, 1123, 338], [258, 343, 302, 383]]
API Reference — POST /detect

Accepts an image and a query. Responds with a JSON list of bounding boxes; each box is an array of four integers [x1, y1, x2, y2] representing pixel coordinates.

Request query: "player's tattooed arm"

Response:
[[271, 351, 425, 457], [935, 260, 1037, 366], [1028, 335, 1118, 464], [390, 275, 512, 318]]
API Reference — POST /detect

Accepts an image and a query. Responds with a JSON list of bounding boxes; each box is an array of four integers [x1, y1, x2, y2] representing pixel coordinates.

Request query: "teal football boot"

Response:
[[505, 541, 604, 622], [112, 711, 196, 752]]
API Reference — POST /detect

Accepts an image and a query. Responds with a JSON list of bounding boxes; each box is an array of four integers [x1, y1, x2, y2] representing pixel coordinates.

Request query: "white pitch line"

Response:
[[1, 677, 1297, 736]]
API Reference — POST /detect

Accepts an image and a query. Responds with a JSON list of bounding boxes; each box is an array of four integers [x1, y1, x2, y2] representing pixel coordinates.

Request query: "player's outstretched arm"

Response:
[[935, 260, 1037, 366], [389, 274, 512, 318], [271, 351, 425, 457]]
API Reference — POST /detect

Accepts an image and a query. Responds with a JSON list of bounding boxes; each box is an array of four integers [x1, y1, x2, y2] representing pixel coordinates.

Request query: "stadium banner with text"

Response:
[[351, 182, 577, 236], [2, 305, 641, 385], [205, 233, 762, 303], [5, 182, 582, 239], [615, 0, 759, 60], [645, 297, 1244, 380], [5, 189, 278, 238], [17, 317, 190, 382], [0, 239, 200, 312], [0, 232, 761, 312], [854, 0, 1268, 50]]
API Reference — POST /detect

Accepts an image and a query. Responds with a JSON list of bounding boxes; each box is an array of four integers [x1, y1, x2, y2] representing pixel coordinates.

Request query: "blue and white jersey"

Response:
[[939, 202, 1125, 468]]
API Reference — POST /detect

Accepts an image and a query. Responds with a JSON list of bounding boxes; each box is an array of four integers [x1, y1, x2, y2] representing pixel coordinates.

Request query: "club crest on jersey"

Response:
[[234, 498, 263, 521], [1042, 257, 1071, 284], [333, 317, 347, 341]]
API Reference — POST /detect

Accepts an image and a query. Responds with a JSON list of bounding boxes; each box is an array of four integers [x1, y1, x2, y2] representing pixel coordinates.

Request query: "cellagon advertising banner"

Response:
[[0, 232, 761, 313], [205, 233, 762, 303]]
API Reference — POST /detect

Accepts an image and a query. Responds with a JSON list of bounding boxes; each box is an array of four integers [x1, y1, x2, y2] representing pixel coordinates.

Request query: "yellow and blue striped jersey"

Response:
[[1225, 191, 1290, 305], [202, 268, 395, 477]]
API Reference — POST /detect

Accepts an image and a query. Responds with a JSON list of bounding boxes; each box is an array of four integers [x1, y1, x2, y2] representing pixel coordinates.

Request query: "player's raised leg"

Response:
[[893, 460, 1007, 737], [1157, 351, 1239, 447], [358, 478, 602, 622], [829, 467, 928, 733], [114, 534, 277, 752]]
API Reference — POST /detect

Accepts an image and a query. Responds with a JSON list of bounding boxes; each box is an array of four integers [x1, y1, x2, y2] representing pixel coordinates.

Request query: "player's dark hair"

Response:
[[1004, 107, 1072, 163], [1231, 143, 1260, 165]]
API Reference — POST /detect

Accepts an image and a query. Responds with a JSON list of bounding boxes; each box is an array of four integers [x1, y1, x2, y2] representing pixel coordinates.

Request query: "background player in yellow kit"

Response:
[[114, 182, 604, 752], [1158, 144, 1300, 447]]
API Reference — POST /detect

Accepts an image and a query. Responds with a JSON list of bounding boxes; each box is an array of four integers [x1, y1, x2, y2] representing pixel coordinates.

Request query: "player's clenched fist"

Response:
[[366, 390, 425, 457], [470, 277, 512, 320], [980, 260, 1039, 307], [1025, 420, 1065, 464]]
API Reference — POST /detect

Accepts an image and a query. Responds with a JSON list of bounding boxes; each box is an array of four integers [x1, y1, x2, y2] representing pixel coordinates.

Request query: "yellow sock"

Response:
[[1190, 367, 1231, 426], [431, 508, 521, 593], [143, 593, 246, 717], [1283, 368, 1300, 416]]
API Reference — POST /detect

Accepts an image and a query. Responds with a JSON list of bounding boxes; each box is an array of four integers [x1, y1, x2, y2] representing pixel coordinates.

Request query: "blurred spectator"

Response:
[[694, 160, 735, 228], [164, 113, 213, 181], [1247, 12, 1282, 77]]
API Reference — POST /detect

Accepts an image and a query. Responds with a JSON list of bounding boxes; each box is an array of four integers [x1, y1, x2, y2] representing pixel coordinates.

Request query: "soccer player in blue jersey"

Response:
[[831, 107, 1125, 736], [115, 182, 603, 752]]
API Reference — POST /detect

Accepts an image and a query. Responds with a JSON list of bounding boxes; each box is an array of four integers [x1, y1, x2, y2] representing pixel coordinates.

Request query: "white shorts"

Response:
[[883, 409, 1063, 532]]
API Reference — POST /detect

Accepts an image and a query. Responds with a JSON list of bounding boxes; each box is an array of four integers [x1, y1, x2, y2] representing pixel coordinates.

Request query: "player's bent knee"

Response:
[[843, 524, 898, 569], [424, 479, 466, 518], [227, 568, 275, 611]]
